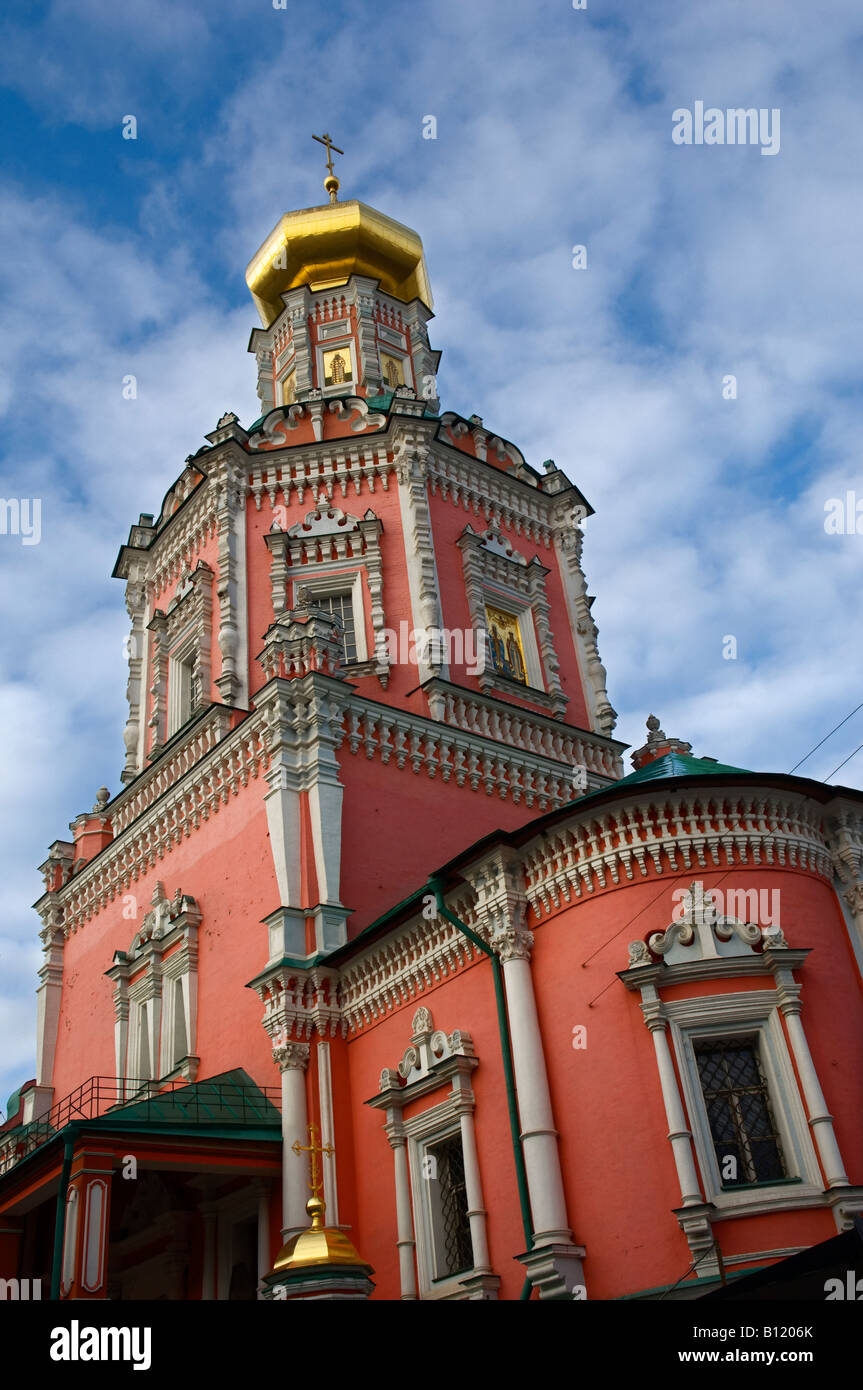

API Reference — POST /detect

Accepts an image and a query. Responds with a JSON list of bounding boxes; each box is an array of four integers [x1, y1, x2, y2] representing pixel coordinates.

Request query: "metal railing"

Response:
[[0, 1074, 282, 1176]]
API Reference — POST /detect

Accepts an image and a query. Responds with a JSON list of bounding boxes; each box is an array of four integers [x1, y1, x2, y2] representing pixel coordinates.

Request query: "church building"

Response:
[[2, 146, 862, 1302]]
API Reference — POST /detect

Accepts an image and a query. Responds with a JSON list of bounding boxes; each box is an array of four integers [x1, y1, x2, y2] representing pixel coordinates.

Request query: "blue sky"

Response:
[[1, 0, 863, 1110]]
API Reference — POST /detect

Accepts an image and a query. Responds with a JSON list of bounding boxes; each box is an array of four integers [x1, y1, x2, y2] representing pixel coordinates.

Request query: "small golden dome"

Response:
[[245, 198, 433, 327], [272, 1196, 371, 1272]]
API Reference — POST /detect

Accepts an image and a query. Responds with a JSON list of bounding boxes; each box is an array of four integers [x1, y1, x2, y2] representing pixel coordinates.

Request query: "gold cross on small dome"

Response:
[[292, 1120, 335, 1198], [312, 132, 344, 203]]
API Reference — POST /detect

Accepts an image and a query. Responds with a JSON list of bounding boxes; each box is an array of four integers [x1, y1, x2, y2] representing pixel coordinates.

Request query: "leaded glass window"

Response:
[[427, 1133, 472, 1279], [694, 1035, 787, 1186], [314, 591, 358, 662]]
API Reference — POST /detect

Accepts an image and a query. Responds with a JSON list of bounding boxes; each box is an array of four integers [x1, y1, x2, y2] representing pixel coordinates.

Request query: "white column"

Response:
[[317, 1040, 339, 1224], [388, 1123, 417, 1300], [501, 950, 572, 1243], [780, 997, 849, 1188], [275, 1042, 310, 1240], [255, 1181, 271, 1296], [647, 1017, 705, 1206], [35, 923, 64, 1087], [456, 1100, 491, 1274]]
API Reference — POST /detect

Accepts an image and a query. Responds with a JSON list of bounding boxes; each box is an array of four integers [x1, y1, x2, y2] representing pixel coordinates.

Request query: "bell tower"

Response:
[[246, 137, 440, 416]]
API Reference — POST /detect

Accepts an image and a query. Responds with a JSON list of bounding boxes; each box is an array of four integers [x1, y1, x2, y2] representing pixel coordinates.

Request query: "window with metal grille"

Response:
[[694, 1035, 787, 1186], [426, 1133, 472, 1279], [314, 591, 358, 663]]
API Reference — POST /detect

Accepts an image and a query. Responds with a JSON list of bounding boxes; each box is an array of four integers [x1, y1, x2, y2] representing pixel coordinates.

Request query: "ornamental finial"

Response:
[[312, 132, 344, 204]]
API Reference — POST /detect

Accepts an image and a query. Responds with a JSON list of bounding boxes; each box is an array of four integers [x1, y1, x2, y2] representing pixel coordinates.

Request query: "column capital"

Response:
[[273, 1041, 310, 1072], [462, 845, 533, 960]]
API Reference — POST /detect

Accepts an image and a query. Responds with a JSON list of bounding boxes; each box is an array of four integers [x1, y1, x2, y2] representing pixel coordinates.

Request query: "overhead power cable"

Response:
[[789, 699, 863, 773], [825, 740, 863, 782]]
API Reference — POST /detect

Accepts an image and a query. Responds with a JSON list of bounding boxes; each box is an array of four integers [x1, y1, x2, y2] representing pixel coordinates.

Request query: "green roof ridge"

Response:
[[619, 751, 754, 784]]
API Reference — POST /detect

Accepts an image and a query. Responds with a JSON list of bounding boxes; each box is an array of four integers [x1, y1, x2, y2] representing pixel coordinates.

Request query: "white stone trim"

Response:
[[297, 570, 369, 662], [522, 790, 833, 917], [317, 1040, 339, 1224], [395, 440, 446, 683], [55, 680, 585, 936], [551, 512, 617, 735], [666, 993, 826, 1215], [458, 524, 566, 716], [406, 1100, 474, 1299], [371, 1007, 493, 1301], [106, 884, 201, 1084], [423, 679, 623, 781]]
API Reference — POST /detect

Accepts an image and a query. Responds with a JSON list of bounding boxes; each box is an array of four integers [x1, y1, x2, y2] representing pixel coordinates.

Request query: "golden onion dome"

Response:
[[245, 197, 433, 328], [272, 1195, 372, 1273]]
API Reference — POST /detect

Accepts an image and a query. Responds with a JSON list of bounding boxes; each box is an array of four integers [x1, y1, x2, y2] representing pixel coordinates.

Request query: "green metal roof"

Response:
[[554, 750, 757, 816], [90, 1069, 281, 1128], [615, 751, 754, 785]]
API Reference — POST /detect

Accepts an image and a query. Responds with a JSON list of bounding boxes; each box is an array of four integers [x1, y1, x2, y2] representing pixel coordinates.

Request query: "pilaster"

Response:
[[213, 451, 249, 707]]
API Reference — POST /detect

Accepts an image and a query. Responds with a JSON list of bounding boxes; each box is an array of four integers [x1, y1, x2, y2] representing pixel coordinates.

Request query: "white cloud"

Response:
[[3, 0, 863, 1103]]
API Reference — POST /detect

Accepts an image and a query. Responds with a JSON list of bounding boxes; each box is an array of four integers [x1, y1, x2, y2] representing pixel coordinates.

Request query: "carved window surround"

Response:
[[620, 920, 860, 1269], [147, 561, 214, 757], [266, 505, 389, 686], [106, 883, 201, 1089], [368, 1007, 499, 1301], [457, 525, 567, 718]]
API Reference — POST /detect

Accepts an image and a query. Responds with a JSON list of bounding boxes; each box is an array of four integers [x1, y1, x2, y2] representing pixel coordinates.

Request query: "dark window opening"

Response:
[[695, 1035, 787, 1186]]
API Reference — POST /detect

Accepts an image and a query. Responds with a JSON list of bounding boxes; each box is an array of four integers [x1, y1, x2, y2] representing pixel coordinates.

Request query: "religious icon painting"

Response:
[[380, 352, 405, 388], [323, 348, 353, 387]]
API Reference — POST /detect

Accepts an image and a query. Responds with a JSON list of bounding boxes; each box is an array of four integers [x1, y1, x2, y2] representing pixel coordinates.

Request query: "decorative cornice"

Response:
[[522, 790, 833, 917], [422, 679, 623, 781], [338, 692, 580, 810], [111, 705, 235, 836], [53, 709, 269, 933], [461, 848, 534, 962], [337, 901, 481, 1033], [248, 439, 395, 512], [252, 966, 343, 1042]]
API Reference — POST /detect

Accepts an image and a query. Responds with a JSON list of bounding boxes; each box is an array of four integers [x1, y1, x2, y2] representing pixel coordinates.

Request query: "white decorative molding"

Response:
[[425, 446, 552, 545], [338, 694, 579, 810], [667, 994, 828, 1217], [213, 454, 249, 707], [395, 439, 445, 684], [423, 679, 623, 781], [266, 504, 390, 686], [379, 1006, 476, 1090], [121, 573, 149, 782], [249, 442, 395, 512], [105, 882, 201, 1086], [457, 524, 566, 716], [522, 791, 833, 917], [647, 882, 768, 961], [551, 507, 617, 735], [111, 705, 234, 835], [370, 1007, 494, 1301], [338, 902, 481, 1033], [147, 479, 220, 605], [162, 560, 215, 741]]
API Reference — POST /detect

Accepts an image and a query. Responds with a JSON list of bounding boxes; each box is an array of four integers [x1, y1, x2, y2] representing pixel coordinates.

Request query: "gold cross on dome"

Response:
[[312, 131, 344, 179], [292, 1121, 335, 1198]]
